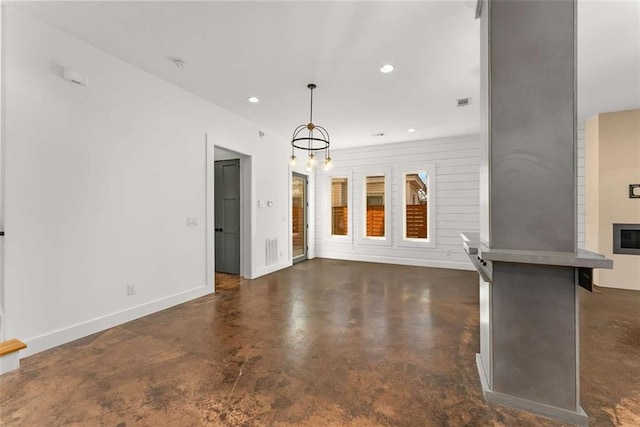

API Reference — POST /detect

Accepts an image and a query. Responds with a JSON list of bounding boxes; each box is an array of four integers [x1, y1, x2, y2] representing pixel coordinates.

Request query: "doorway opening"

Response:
[[292, 173, 307, 264], [206, 137, 251, 292], [210, 144, 251, 284]]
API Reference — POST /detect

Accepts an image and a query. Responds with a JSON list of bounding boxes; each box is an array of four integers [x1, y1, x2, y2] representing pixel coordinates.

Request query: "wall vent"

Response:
[[266, 238, 278, 265], [457, 97, 471, 107]]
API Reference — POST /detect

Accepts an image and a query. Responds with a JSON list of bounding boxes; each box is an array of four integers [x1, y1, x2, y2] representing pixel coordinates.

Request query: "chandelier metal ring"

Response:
[[291, 126, 330, 151]]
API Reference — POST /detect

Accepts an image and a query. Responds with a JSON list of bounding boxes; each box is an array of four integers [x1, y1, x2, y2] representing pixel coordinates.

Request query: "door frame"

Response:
[[291, 172, 308, 264], [206, 135, 252, 291], [288, 165, 315, 263]]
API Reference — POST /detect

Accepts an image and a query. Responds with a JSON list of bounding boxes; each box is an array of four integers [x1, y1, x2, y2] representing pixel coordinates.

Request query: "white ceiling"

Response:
[[7, 1, 640, 150]]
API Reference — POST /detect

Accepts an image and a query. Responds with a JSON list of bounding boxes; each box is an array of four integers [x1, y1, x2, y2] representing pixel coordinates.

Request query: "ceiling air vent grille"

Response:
[[457, 97, 471, 107]]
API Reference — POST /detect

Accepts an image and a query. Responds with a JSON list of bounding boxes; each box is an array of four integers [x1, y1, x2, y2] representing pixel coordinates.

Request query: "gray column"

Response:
[[489, 0, 576, 252], [466, 1, 612, 425]]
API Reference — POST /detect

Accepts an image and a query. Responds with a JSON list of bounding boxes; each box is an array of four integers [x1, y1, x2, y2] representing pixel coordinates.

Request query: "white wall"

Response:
[[213, 146, 242, 162], [0, 5, 5, 342], [314, 135, 479, 270], [585, 109, 640, 290], [3, 9, 291, 357], [577, 121, 586, 249]]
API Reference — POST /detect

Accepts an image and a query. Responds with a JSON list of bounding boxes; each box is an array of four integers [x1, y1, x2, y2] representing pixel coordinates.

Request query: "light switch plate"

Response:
[[630, 184, 640, 198], [187, 217, 198, 226]]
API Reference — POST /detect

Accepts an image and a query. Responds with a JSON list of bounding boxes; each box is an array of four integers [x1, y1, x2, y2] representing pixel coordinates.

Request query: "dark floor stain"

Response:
[[143, 384, 173, 411], [254, 376, 276, 392], [270, 396, 292, 410], [618, 324, 640, 348]]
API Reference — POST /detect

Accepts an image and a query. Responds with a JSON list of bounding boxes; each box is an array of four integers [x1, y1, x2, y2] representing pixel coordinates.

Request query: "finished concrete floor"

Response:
[[1, 259, 639, 426]]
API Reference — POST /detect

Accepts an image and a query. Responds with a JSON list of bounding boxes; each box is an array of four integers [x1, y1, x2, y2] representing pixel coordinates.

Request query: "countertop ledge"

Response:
[[460, 232, 613, 269]]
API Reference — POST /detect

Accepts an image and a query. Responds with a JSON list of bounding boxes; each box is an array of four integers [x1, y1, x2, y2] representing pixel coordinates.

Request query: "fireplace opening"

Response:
[[613, 224, 640, 255]]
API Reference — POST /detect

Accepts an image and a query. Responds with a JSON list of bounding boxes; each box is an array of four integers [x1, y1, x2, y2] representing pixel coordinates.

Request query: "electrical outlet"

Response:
[[187, 217, 198, 226], [127, 284, 136, 296]]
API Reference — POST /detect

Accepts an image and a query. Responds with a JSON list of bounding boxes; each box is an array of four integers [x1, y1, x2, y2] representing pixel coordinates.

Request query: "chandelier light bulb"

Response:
[[323, 157, 333, 171], [305, 161, 313, 173], [308, 153, 317, 166], [289, 155, 297, 166]]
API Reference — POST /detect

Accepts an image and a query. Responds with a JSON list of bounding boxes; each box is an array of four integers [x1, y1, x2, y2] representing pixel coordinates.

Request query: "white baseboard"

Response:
[[594, 283, 640, 291], [21, 285, 212, 359], [316, 252, 474, 271], [250, 260, 293, 279], [0, 351, 21, 375]]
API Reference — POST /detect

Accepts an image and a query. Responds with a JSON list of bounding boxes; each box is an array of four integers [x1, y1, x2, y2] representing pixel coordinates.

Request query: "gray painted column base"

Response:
[[476, 354, 589, 426]]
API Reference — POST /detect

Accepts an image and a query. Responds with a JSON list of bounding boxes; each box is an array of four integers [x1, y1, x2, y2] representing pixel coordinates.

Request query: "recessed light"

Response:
[[408, 128, 416, 133], [380, 64, 394, 73], [247, 96, 260, 103], [174, 59, 186, 69]]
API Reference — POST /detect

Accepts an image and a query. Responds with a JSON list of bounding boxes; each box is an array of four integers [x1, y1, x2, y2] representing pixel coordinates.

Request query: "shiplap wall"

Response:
[[315, 134, 479, 270], [578, 121, 585, 249]]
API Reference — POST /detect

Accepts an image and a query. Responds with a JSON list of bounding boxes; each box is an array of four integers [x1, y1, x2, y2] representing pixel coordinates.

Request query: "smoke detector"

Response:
[[174, 59, 186, 69], [62, 67, 87, 87]]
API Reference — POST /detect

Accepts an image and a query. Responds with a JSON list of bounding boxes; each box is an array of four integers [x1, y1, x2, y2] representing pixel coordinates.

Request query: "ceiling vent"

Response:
[[372, 132, 385, 137], [457, 97, 471, 107]]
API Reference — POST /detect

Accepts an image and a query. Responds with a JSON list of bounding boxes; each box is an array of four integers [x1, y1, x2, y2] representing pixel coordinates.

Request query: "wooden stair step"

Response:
[[0, 339, 27, 357]]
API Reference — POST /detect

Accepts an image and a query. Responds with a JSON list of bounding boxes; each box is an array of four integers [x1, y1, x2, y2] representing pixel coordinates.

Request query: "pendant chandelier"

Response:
[[289, 83, 333, 172]]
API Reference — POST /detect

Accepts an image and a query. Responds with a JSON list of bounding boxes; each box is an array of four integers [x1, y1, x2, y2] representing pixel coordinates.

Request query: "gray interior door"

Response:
[[215, 159, 240, 274]]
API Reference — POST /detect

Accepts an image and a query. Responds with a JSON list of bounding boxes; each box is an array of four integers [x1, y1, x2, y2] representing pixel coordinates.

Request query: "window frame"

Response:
[[325, 169, 353, 243], [396, 163, 437, 248], [357, 167, 392, 246]]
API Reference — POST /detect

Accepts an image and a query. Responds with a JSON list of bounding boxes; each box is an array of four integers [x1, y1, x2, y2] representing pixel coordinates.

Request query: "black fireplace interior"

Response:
[[613, 224, 640, 255]]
